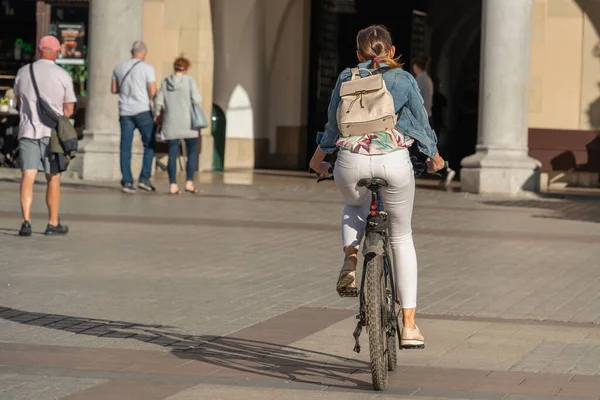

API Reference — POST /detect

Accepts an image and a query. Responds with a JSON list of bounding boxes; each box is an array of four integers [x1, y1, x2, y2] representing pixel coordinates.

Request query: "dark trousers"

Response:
[[167, 138, 199, 184], [119, 111, 156, 186]]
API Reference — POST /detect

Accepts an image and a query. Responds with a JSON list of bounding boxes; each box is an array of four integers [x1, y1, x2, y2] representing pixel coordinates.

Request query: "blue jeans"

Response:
[[167, 138, 199, 184], [119, 111, 156, 186]]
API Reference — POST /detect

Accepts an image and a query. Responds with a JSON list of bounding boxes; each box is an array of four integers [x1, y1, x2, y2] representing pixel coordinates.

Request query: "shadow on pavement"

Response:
[[175, 336, 370, 389], [481, 196, 600, 224], [0, 305, 370, 390], [0, 178, 119, 192], [0, 228, 19, 236]]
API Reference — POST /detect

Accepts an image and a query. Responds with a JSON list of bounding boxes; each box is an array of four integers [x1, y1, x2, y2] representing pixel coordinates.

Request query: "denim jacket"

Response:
[[316, 61, 438, 158]]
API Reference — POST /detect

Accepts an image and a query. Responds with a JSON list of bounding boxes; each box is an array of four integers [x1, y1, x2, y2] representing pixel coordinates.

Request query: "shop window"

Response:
[[49, 5, 89, 97], [0, 1, 36, 69], [49, 5, 88, 66]]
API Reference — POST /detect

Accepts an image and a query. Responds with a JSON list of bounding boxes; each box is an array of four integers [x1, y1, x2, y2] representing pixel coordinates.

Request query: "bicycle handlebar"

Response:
[[412, 159, 450, 178], [316, 165, 335, 183]]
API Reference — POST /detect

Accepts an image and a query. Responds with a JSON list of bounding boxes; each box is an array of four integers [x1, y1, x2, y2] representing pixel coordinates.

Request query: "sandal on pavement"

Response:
[[185, 187, 199, 194], [336, 259, 358, 298], [400, 325, 425, 349], [170, 190, 182, 195]]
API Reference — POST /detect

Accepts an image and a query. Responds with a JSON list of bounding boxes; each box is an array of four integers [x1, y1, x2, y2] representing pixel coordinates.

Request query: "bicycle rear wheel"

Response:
[[385, 252, 398, 371], [365, 252, 388, 391]]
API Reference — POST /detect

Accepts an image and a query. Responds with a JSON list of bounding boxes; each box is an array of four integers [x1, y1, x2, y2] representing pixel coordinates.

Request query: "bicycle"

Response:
[[317, 158, 445, 391]]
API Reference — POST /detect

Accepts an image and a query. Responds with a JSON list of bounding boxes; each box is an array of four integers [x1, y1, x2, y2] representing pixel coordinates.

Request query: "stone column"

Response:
[[197, 0, 215, 173], [35, 1, 51, 57], [71, 0, 144, 181], [460, 0, 540, 195]]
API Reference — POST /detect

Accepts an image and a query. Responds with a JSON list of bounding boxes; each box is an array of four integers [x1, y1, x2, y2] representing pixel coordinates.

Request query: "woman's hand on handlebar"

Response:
[[309, 146, 333, 181], [426, 153, 445, 174], [312, 161, 332, 180]]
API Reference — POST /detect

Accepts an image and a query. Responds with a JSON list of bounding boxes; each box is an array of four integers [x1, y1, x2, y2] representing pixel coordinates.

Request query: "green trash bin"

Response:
[[211, 104, 226, 172]]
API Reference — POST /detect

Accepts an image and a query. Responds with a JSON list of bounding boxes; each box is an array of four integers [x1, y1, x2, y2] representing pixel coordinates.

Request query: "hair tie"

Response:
[[373, 57, 379, 62]]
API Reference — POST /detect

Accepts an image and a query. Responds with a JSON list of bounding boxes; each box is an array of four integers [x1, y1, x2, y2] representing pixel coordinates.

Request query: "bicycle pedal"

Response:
[[337, 287, 359, 298]]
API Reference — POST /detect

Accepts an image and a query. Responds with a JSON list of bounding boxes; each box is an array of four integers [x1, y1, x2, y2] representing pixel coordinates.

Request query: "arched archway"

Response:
[[224, 84, 255, 169], [226, 85, 255, 141], [426, 0, 482, 173]]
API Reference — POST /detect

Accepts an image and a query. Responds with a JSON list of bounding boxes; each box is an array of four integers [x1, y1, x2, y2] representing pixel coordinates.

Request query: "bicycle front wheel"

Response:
[[365, 252, 388, 391]]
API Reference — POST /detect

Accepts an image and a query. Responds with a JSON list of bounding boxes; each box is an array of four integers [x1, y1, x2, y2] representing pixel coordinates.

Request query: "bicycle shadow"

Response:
[[175, 336, 371, 389], [0, 305, 371, 390]]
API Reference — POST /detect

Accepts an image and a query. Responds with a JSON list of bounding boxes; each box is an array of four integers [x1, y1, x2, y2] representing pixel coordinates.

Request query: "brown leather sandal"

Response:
[[336, 259, 359, 298]]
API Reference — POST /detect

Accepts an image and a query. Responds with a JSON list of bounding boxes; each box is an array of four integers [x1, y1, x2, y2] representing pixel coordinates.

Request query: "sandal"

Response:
[[185, 187, 199, 194], [336, 259, 358, 298], [170, 190, 182, 195]]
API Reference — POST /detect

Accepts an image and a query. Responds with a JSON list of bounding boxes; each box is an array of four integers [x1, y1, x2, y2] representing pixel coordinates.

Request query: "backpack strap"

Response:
[[350, 68, 374, 81]]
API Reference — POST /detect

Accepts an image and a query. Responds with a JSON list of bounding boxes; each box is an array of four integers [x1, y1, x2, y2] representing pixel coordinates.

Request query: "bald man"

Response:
[[13, 36, 76, 236], [112, 40, 157, 194]]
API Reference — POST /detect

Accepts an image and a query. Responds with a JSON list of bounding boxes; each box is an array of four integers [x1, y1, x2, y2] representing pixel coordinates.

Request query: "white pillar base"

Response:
[[461, 147, 541, 195], [199, 134, 214, 172], [71, 131, 145, 182]]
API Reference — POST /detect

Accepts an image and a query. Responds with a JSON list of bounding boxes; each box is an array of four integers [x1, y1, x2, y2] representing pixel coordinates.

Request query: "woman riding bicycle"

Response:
[[309, 25, 445, 349]]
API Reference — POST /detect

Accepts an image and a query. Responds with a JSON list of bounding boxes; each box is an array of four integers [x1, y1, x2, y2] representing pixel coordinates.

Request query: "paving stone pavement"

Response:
[[0, 173, 599, 399]]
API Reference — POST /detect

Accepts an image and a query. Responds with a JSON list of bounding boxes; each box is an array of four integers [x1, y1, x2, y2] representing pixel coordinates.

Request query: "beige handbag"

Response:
[[337, 68, 397, 137]]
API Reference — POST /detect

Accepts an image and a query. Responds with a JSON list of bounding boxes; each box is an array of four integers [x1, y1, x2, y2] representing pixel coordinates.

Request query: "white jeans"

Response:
[[334, 149, 418, 308]]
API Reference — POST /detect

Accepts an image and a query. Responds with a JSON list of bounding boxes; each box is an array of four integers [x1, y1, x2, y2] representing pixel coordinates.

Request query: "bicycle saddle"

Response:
[[357, 178, 388, 189]]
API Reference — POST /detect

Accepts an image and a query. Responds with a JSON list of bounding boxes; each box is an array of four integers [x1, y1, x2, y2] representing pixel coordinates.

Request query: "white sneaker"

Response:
[[400, 325, 425, 349], [441, 168, 456, 189], [121, 184, 136, 194]]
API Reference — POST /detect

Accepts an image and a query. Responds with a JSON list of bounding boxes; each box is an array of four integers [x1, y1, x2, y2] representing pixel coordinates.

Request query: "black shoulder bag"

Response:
[[29, 63, 60, 129]]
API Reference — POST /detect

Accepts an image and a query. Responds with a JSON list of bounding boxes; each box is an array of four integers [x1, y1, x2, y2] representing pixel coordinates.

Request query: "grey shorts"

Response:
[[19, 137, 59, 175]]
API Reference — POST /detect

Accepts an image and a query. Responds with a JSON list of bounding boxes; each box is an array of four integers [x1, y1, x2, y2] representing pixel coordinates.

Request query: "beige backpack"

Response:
[[337, 68, 397, 137]]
